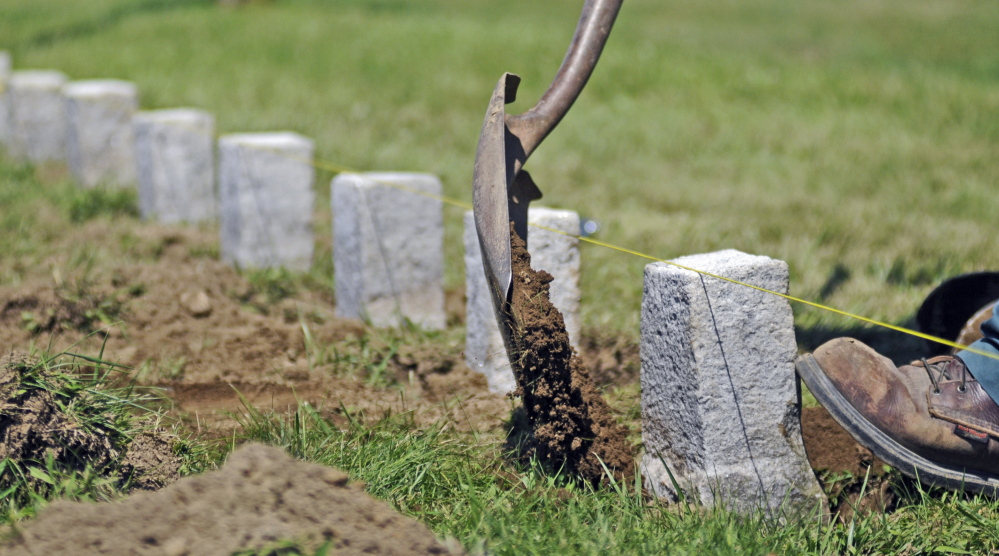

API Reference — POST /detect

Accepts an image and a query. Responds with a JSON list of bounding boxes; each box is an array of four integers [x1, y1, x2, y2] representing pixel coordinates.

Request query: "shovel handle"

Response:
[[507, 0, 623, 159]]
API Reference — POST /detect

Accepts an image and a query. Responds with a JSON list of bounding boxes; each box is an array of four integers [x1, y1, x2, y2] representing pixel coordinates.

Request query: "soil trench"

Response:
[[506, 226, 634, 483]]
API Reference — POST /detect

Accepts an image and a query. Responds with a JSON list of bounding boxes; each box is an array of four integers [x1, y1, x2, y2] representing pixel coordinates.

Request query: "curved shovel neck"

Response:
[[507, 0, 623, 159]]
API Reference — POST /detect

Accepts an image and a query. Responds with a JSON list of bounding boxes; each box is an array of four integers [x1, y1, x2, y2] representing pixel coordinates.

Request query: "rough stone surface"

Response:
[[218, 132, 314, 271], [134, 108, 216, 223], [8, 70, 68, 163], [0, 52, 11, 150], [332, 173, 445, 330], [64, 80, 138, 188], [464, 208, 581, 393], [640, 249, 826, 517]]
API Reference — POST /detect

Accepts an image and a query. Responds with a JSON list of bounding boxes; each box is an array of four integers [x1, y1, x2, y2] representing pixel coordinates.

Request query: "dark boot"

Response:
[[797, 337, 999, 493]]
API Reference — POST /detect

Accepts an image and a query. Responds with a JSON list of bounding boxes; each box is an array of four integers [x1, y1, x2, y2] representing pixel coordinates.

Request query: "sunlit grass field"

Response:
[[3, 1, 999, 553], [3, 0, 997, 345]]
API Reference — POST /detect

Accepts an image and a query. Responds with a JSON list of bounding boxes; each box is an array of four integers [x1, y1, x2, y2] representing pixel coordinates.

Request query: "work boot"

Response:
[[797, 338, 999, 494]]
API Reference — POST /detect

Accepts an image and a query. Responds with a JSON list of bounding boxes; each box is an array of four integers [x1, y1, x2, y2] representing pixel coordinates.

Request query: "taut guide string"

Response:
[[166, 124, 999, 363]]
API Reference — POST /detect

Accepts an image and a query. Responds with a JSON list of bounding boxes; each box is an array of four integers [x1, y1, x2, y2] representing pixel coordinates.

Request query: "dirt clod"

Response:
[[2, 443, 457, 556], [179, 289, 212, 318], [505, 227, 634, 484], [0, 353, 115, 470], [0, 352, 180, 493]]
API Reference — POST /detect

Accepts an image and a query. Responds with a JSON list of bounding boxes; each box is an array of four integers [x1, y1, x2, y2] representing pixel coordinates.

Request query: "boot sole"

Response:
[[796, 353, 999, 495]]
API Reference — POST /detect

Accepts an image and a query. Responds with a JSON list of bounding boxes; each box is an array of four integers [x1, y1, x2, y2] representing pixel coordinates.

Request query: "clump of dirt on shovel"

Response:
[[506, 227, 634, 484]]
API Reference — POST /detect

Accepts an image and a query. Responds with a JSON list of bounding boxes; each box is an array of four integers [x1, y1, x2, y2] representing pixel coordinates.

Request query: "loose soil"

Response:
[[801, 406, 895, 518], [0, 222, 510, 435], [2, 443, 457, 556], [0, 352, 179, 490], [0, 212, 900, 532], [0, 352, 113, 471], [505, 227, 635, 484]]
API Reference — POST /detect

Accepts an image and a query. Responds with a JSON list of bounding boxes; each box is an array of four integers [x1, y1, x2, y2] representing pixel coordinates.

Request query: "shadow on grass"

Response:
[[795, 314, 927, 367], [25, 0, 213, 49]]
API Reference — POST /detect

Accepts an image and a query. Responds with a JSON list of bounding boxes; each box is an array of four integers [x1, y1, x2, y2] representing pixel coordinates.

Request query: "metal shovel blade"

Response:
[[471, 0, 623, 358], [472, 72, 521, 316]]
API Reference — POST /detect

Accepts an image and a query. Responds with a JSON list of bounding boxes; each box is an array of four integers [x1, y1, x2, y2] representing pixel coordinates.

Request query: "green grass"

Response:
[[9, 343, 999, 554], [0, 349, 217, 525], [2, 0, 999, 553], [3, 0, 997, 341], [235, 400, 999, 555]]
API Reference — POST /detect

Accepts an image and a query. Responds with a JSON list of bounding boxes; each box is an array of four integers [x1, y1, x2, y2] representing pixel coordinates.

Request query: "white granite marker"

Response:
[[464, 208, 582, 393], [332, 173, 445, 330], [0, 52, 11, 150], [64, 80, 139, 188], [218, 132, 314, 271], [8, 70, 68, 163], [640, 249, 825, 517], [134, 109, 216, 224]]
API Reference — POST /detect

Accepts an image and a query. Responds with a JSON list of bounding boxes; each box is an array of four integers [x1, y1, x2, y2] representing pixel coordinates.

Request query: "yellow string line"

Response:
[[564, 231, 998, 360], [309, 154, 999, 362], [188, 132, 999, 362]]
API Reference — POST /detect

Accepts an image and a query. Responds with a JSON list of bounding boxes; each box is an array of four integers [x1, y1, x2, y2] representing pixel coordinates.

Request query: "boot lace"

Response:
[[920, 357, 968, 394]]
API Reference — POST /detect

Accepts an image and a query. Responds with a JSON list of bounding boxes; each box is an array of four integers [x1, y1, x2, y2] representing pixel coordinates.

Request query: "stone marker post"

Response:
[[8, 70, 68, 163], [0, 52, 11, 150], [218, 132, 314, 271], [640, 249, 825, 517], [64, 80, 139, 188], [332, 173, 445, 330], [464, 208, 582, 393], [134, 109, 216, 224]]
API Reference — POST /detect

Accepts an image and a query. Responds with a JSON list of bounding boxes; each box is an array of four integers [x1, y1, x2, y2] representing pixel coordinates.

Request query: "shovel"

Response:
[[472, 0, 623, 359]]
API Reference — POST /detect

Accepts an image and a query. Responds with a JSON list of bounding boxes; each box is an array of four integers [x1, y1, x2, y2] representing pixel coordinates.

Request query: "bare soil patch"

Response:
[[505, 228, 634, 484], [801, 406, 895, 518], [0, 213, 889, 524], [577, 329, 641, 388], [802, 406, 884, 478], [0, 223, 509, 435], [2, 443, 457, 555]]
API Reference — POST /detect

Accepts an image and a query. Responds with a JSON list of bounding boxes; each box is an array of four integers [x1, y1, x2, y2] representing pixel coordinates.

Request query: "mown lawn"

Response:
[[3, 0, 999, 553], [3, 0, 997, 339]]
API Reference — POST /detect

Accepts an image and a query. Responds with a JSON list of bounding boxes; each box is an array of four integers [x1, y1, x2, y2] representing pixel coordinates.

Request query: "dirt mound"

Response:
[[0, 353, 115, 469], [0, 352, 179, 493], [121, 433, 182, 491], [0, 284, 130, 336], [505, 228, 634, 484], [2, 443, 457, 556]]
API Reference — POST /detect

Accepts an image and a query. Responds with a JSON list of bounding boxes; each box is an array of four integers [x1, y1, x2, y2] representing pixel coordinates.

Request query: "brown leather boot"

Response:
[[797, 337, 999, 494]]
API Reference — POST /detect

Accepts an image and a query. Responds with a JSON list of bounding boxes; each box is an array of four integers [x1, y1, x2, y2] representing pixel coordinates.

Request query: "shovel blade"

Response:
[[472, 73, 520, 310]]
